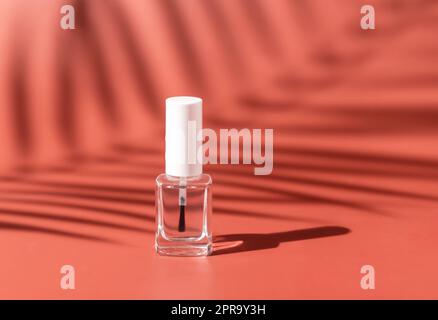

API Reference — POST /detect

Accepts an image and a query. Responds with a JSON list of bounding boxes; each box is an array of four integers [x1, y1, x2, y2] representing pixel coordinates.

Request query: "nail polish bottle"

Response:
[[155, 96, 212, 256]]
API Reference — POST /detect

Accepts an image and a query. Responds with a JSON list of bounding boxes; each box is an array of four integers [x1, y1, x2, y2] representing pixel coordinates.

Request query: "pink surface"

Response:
[[0, 0, 437, 299]]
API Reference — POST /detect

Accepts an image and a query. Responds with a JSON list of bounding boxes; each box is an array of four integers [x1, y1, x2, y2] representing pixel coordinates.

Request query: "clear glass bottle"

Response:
[[155, 173, 212, 256], [155, 96, 212, 257]]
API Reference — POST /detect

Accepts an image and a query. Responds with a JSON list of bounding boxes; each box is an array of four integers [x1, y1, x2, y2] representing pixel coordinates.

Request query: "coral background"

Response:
[[0, 0, 437, 298]]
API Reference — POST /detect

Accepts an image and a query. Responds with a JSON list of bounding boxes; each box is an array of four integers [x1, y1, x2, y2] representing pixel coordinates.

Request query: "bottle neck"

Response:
[[165, 173, 203, 181]]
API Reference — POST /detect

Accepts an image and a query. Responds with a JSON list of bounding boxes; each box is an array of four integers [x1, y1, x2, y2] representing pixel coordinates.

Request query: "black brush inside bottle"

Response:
[[178, 179, 187, 232]]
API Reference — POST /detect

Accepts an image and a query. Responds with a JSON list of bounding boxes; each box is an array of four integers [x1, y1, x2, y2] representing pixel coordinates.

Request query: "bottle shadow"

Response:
[[212, 226, 350, 255]]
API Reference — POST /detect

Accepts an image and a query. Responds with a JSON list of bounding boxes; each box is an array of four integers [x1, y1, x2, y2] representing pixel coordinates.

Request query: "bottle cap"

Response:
[[165, 96, 203, 177]]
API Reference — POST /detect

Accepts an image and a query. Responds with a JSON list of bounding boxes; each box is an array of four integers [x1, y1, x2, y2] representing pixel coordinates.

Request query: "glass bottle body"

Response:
[[155, 173, 212, 256]]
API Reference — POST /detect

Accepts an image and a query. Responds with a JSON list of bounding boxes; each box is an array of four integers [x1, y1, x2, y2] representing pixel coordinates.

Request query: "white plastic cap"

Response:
[[165, 96, 203, 177]]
